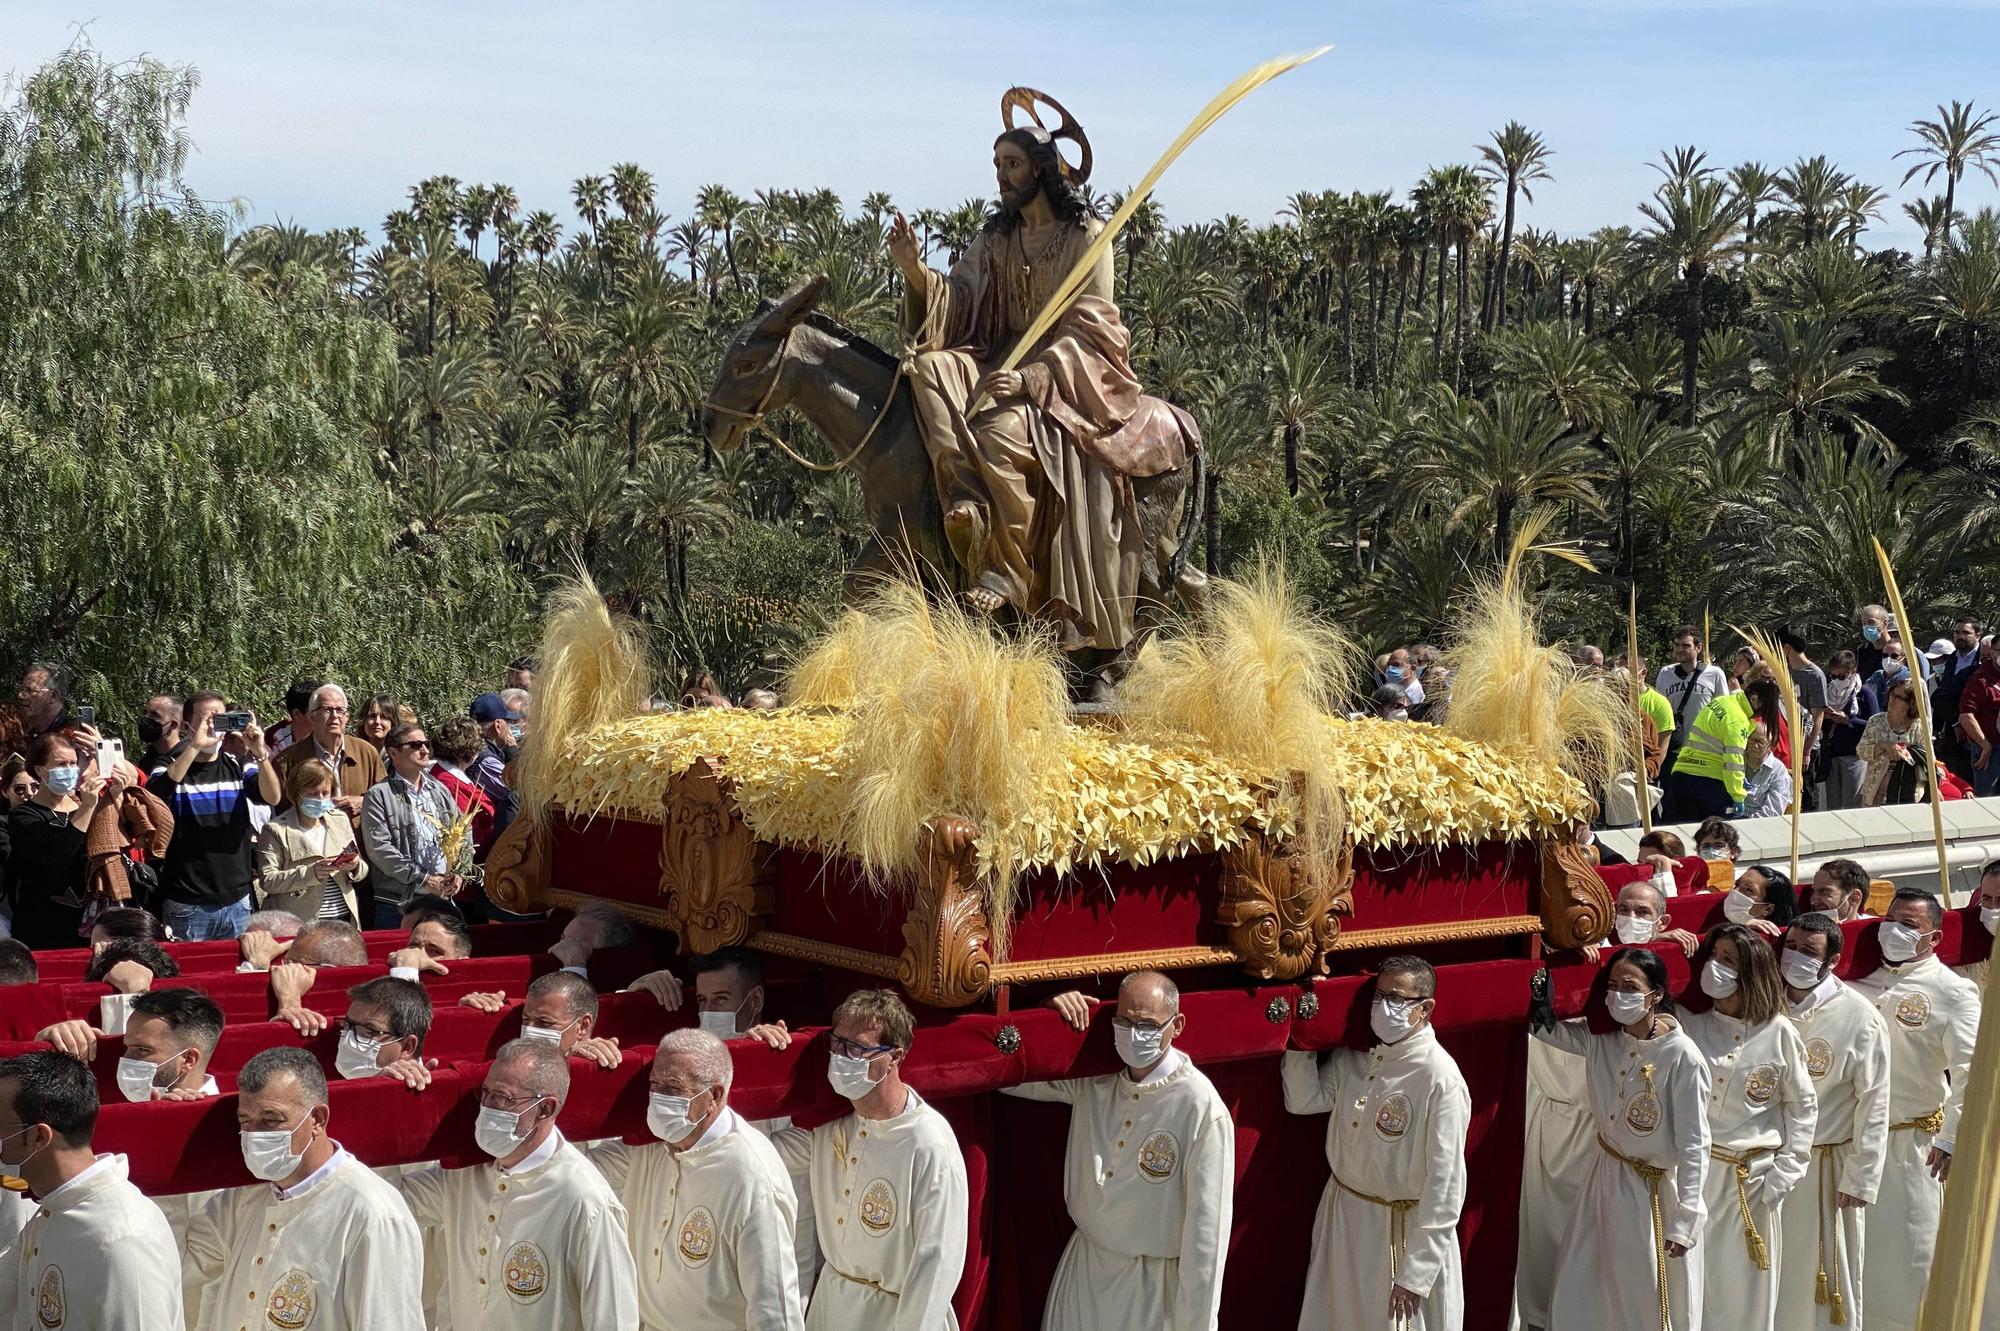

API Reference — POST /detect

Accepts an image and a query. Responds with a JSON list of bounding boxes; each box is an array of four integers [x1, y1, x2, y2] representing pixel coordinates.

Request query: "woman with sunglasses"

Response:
[[358, 723, 462, 929], [1855, 678, 1931, 806]]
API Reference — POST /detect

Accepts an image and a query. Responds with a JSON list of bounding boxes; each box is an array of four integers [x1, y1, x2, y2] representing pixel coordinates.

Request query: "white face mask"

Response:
[[1700, 959, 1739, 1000], [115, 1050, 188, 1104], [241, 1118, 309, 1182], [697, 1004, 745, 1039], [827, 1052, 884, 1101], [474, 1103, 538, 1159], [1722, 888, 1757, 925], [1113, 1023, 1166, 1069], [1370, 996, 1424, 1045], [519, 1017, 576, 1047], [1613, 912, 1658, 944], [1699, 844, 1731, 862], [646, 1089, 711, 1145], [334, 1029, 388, 1081], [1780, 948, 1825, 990], [1983, 904, 2000, 936], [1878, 921, 1926, 965], [1606, 989, 1654, 1027]]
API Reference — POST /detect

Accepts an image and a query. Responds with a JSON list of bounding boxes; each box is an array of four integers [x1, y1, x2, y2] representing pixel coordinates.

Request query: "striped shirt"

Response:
[[147, 752, 264, 907]]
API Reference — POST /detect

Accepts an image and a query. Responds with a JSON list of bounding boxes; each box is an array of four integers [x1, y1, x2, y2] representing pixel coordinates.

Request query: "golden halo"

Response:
[[999, 87, 1093, 186]]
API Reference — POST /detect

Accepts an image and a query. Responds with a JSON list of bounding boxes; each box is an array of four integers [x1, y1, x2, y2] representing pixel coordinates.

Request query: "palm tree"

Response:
[[1597, 403, 1708, 580], [517, 431, 631, 571], [1488, 320, 1621, 430], [1194, 396, 1270, 576], [1774, 156, 1848, 248], [1896, 100, 2000, 244], [1918, 208, 2000, 395], [695, 184, 748, 292], [1253, 335, 1340, 496], [1477, 121, 1555, 330], [1635, 177, 1744, 424], [1734, 315, 1905, 463], [1424, 165, 1492, 391], [458, 184, 494, 262], [1905, 196, 1958, 265], [1402, 388, 1607, 565], [1651, 146, 1713, 195], [1727, 162, 1780, 253], [627, 446, 733, 606], [1350, 191, 1393, 380], [596, 292, 688, 469], [522, 211, 562, 272]]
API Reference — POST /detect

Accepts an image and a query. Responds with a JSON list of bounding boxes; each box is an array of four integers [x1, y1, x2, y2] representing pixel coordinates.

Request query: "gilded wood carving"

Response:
[[897, 815, 996, 1007], [484, 813, 552, 914], [1537, 835, 1612, 950], [1217, 832, 1355, 981], [658, 756, 775, 955]]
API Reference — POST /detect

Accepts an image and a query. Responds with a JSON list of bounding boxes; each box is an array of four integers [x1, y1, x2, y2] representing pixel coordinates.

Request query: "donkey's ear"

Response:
[[762, 275, 829, 334]]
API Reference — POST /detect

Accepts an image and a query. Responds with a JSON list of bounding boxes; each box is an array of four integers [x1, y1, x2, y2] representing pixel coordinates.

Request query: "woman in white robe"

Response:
[[1681, 923, 1818, 1331], [1535, 946, 1712, 1331]]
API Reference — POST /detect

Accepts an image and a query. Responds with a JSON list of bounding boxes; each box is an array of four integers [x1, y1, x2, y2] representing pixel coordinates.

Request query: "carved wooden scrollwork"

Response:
[[484, 813, 552, 914], [898, 816, 995, 1008], [658, 757, 774, 955], [1538, 835, 1613, 951], [1217, 831, 1355, 982]]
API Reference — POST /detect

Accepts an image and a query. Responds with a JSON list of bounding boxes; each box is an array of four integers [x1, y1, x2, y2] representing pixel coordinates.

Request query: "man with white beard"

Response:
[[1009, 971, 1234, 1331]]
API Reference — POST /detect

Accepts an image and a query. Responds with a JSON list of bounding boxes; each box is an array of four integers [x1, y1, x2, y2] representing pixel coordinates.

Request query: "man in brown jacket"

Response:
[[258, 683, 383, 820]]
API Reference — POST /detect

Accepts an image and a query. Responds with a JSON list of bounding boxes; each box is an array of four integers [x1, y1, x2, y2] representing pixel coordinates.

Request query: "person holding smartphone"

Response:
[[4, 728, 122, 947], [146, 691, 267, 940], [256, 760, 368, 924]]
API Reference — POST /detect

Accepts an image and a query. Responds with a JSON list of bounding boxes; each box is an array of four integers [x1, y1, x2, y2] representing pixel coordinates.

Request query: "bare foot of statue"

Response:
[[964, 586, 1005, 615], [944, 500, 988, 572]]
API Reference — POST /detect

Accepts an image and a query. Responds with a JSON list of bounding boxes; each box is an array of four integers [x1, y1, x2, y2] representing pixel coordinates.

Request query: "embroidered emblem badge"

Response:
[[1804, 1038, 1833, 1079], [1375, 1092, 1412, 1140], [1627, 1061, 1661, 1135], [34, 1265, 62, 1329], [1896, 992, 1930, 1029], [1745, 1065, 1779, 1105], [1138, 1130, 1181, 1182], [860, 1178, 896, 1235], [502, 1241, 548, 1302], [266, 1269, 314, 1330], [678, 1207, 715, 1266]]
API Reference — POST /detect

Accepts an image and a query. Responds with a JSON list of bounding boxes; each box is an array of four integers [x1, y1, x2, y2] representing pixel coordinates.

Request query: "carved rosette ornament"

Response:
[[897, 816, 996, 1008], [1217, 832, 1356, 982], [658, 757, 774, 955], [1537, 835, 1613, 951], [484, 814, 552, 915]]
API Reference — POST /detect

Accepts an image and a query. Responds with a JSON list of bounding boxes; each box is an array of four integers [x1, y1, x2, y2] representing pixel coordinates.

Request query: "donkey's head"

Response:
[[701, 275, 828, 453]]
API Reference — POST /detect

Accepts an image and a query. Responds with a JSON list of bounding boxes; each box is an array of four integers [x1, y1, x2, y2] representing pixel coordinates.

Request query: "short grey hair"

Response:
[[1617, 878, 1668, 916], [291, 920, 368, 967], [499, 687, 530, 716], [311, 684, 349, 712], [240, 1047, 329, 1106], [244, 909, 304, 940], [1119, 969, 1179, 1014], [658, 1028, 733, 1090], [527, 970, 599, 1020], [492, 1038, 571, 1105], [573, 901, 636, 949]]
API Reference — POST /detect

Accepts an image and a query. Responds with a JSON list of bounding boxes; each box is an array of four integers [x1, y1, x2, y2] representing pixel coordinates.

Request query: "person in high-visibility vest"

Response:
[[1669, 676, 1781, 820]]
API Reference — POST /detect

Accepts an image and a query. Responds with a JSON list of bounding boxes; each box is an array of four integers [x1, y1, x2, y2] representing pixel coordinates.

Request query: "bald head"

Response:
[[1118, 970, 1179, 1015], [490, 1038, 571, 1107], [1617, 879, 1667, 919]]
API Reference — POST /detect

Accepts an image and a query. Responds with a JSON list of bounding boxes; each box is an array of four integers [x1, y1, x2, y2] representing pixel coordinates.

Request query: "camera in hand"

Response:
[[213, 711, 253, 734]]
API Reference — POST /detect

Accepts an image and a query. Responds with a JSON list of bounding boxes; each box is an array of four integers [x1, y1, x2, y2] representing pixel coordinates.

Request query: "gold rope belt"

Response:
[[827, 1266, 895, 1296], [1331, 1172, 1419, 1331], [1709, 1144, 1775, 1270], [1890, 1106, 1945, 1135], [1812, 1140, 1853, 1326], [1600, 1134, 1673, 1331]]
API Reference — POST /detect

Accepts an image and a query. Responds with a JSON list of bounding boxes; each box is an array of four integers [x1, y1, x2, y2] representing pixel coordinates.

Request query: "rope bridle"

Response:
[[702, 323, 907, 475]]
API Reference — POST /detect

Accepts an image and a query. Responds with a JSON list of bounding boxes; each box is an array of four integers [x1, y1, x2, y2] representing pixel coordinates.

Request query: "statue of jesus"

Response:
[[887, 97, 1190, 654]]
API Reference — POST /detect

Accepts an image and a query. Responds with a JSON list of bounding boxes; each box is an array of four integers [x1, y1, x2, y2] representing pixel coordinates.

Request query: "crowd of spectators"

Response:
[[0, 657, 539, 947]]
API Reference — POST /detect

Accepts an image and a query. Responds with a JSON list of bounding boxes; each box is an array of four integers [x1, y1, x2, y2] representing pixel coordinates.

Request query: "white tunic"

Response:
[[773, 1089, 969, 1331], [1280, 1027, 1471, 1331], [183, 1148, 424, 1331], [1535, 1017, 1711, 1331], [1516, 1038, 1593, 1330], [1847, 955, 1981, 1331], [1776, 978, 1891, 1331], [591, 1109, 806, 1331], [1, 1155, 184, 1330], [146, 1075, 221, 1246], [398, 1130, 640, 1331], [1002, 1050, 1234, 1331], [1682, 1008, 1817, 1331]]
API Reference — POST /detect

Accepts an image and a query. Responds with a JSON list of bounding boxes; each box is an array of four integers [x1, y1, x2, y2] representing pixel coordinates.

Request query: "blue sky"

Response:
[[7, 2, 1998, 251]]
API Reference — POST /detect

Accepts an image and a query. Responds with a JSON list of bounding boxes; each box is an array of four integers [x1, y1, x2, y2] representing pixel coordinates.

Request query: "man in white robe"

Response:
[[592, 1029, 805, 1331], [774, 988, 968, 1330], [110, 990, 226, 1240], [1846, 889, 1980, 1331], [398, 1038, 640, 1330], [1283, 955, 1471, 1331], [1775, 913, 1890, 1331], [1012, 971, 1234, 1331], [0, 1049, 183, 1329], [183, 1047, 423, 1330]]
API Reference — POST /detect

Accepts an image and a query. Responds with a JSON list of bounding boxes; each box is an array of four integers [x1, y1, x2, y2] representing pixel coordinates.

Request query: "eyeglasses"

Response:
[[1110, 1017, 1169, 1036], [338, 1018, 391, 1042], [477, 1089, 546, 1111], [313, 706, 349, 717], [394, 740, 431, 751], [828, 1035, 894, 1060]]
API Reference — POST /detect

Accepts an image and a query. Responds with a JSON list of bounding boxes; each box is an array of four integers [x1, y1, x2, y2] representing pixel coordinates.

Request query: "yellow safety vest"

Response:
[[1671, 692, 1754, 800]]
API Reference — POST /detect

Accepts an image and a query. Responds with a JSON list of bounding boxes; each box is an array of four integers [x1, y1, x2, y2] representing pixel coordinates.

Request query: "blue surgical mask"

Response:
[[41, 765, 79, 796], [299, 796, 335, 820], [1384, 665, 1404, 682], [508, 723, 524, 744], [1862, 623, 1882, 644]]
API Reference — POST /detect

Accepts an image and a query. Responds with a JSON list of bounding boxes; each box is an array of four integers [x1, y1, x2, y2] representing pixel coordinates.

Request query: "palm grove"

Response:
[[9, 48, 2000, 724]]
